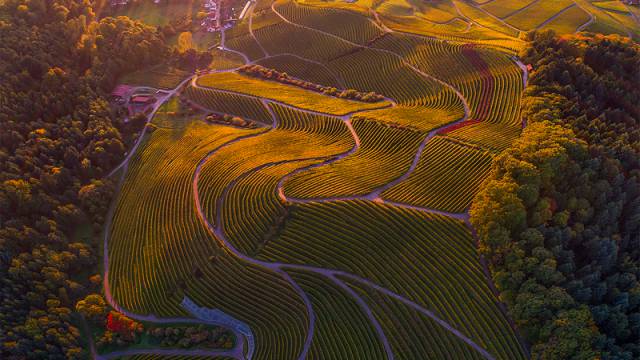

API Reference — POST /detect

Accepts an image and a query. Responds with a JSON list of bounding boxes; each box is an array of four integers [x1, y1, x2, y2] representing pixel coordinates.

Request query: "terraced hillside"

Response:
[[99, 0, 639, 358], [477, 0, 639, 38]]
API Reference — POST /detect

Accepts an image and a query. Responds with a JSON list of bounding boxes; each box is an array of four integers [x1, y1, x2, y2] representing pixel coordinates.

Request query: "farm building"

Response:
[[111, 85, 131, 104], [239, 0, 253, 20], [130, 95, 156, 105]]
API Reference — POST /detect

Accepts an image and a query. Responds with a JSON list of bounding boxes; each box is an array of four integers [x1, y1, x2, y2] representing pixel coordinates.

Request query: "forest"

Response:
[[2, 0, 640, 358], [0, 0, 167, 358], [471, 31, 640, 359]]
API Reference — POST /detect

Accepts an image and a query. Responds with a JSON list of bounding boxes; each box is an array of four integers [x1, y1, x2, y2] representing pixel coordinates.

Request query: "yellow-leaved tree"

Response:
[[177, 31, 194, 53]]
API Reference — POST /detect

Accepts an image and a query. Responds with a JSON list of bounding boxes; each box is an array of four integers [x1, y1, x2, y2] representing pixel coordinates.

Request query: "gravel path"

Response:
[[191, 98, 496, 360], [107, 78, 192, 178], [98, 2, 533, 358]]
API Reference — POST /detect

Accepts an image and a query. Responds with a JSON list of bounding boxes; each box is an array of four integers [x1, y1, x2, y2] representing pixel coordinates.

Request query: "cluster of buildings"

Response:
[[201, 0, 253, 32], [111, 85, 160, 120], [201, 0, 222, 32], [109, 0, 254, 33]]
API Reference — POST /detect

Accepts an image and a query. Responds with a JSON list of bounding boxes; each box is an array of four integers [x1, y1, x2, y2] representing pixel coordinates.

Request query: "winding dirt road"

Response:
[[191, 94, 496, 360], [99, 2, 531, 358], [107, 77, 194, 178]]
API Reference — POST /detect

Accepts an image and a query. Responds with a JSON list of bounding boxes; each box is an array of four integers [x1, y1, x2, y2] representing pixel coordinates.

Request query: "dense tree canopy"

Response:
[[0, 1, 167, 358], [472, 31, 640, 359]]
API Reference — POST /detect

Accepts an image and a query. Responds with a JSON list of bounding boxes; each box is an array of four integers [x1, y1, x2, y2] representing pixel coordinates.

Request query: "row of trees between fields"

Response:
[[239, 64, 386, 102], [205, 112, 261, 129]]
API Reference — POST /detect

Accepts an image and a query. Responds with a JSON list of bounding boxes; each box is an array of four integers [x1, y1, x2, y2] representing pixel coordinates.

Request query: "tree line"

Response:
[[239, 64, 387, 102], [471, 31, 640, 359], [0, 0, 169, 358]]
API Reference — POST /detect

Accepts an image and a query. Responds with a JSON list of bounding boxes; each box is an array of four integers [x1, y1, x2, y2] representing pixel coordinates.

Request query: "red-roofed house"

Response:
[[130, 95, 155, 105]]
